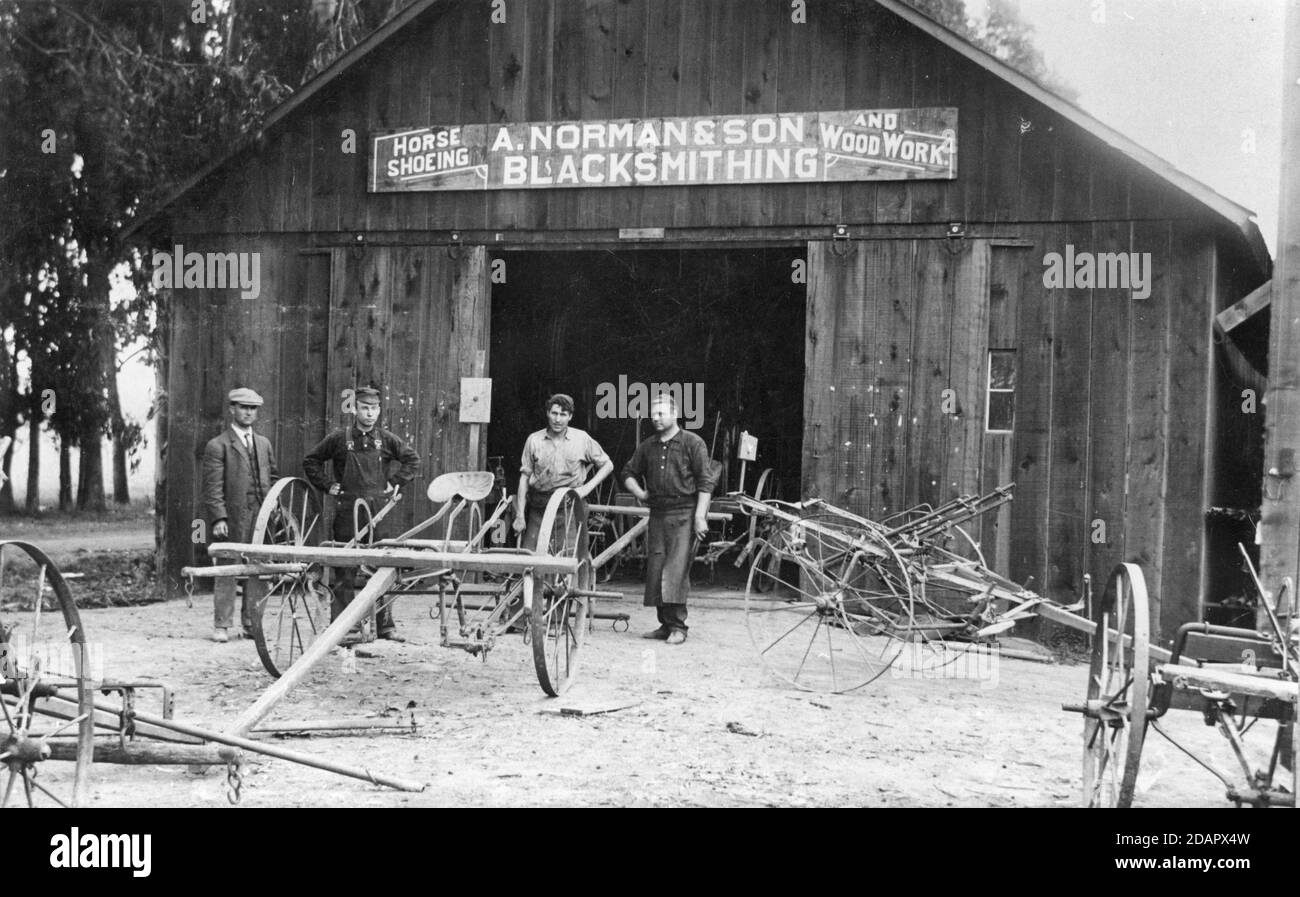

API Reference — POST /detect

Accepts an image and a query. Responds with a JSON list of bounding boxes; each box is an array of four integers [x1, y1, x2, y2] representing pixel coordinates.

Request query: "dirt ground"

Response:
[[30, 573, 1272, 809]]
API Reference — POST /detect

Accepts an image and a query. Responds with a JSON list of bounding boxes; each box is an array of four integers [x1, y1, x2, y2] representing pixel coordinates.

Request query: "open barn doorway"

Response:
[[487, 247, 806, 583]]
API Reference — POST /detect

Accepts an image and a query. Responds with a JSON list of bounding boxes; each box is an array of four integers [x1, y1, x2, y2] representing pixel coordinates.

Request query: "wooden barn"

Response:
[[133, 0, 1271, 643]]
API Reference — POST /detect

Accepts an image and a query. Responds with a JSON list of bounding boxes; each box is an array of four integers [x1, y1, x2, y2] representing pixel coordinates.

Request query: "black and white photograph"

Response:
[[0, 0, 1295, 824]]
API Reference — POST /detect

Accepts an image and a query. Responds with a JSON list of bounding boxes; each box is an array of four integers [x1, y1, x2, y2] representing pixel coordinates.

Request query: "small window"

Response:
[[986, 350, 1016, 433]]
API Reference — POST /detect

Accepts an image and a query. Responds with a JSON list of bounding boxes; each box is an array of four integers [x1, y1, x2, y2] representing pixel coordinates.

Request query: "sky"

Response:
[[5, 0, 1291, 505], [984, 0, 1285, 252]]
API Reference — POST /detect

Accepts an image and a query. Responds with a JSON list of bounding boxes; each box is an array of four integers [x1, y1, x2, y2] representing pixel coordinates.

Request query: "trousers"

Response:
[[330, 494, 396, 631], [643, 507, 694, 631], [214, 494, 267, 630]]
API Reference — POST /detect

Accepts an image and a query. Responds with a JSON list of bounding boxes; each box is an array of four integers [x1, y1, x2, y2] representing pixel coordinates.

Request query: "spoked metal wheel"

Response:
[[0, 541, 94, 807], [745, 469, 778, 592], [745, 516, 915, 693], [1081, 562, 1150, 808], [530, 488, 591, 696], [249, 478, 330, 678]]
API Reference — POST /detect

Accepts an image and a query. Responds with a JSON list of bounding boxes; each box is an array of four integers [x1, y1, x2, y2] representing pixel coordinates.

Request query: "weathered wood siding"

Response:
[[805, 222, 1218, 639], [156, 0, 1265, 638], [169, 0, 1209, 239], [162, 240, 489, 582]]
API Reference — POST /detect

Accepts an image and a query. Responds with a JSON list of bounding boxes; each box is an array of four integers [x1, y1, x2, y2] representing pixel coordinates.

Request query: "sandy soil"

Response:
[[29, 578, 1276, 809]]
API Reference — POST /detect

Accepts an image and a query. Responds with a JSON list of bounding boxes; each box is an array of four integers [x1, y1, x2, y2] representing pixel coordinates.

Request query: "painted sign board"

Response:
[[371, 108, 957, 192]]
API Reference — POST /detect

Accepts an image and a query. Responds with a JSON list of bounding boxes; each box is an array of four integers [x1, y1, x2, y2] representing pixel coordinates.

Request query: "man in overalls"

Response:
[[303, 387, 420, 640]]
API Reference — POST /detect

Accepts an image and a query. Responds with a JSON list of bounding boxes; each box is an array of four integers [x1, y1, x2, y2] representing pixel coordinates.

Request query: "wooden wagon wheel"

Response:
[[0, 541, 94, 807], [747, 469, 781, 592], [248, 477, 330, 678], [1080, 562, 1151, 808], [744, 515, 916, 693], [529, 488, 591, 696]]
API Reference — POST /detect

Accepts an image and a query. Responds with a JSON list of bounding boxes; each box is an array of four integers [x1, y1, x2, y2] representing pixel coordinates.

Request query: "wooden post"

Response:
[[1260, 0, 1300, 620], [227, 567, 399, 737], [461, 352, 490, 473]]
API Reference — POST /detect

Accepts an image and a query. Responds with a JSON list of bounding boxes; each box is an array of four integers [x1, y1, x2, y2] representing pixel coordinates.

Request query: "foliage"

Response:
[[895, 0, 1079, 101], [0, 0, 406, 512]]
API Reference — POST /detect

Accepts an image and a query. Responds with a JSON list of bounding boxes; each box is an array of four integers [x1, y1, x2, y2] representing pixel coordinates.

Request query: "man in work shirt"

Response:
[[621, 392, 717, 645], [513, 393, 614, 551], [201, 387, 278, 643], [303, 387, 420, 640]]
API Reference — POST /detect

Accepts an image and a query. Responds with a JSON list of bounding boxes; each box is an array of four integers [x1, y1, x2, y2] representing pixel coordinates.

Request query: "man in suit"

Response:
[[201, 387, 278, 643]]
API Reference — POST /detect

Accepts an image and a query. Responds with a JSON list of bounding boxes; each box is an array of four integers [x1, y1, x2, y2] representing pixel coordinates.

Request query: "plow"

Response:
[[2, 471, 1294, 808]]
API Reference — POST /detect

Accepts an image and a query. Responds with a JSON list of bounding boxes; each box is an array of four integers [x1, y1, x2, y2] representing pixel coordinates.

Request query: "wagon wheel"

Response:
[[745, 469, 781, 592], [350, 497, 383, 638], [248, 478, 331, 678], [530, 488, 591, 696], [591, 512, 622, 584], [0, 541, 94, 807], [1081, 562, 1151, 808], [950, 523, 988, 570], [745, 515, 917, 693]]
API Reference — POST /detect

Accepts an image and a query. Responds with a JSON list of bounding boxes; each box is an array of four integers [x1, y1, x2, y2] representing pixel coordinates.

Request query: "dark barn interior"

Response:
[[487, 248, 806, 501]]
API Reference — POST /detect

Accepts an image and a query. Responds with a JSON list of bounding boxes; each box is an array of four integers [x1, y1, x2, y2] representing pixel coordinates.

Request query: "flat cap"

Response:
[[228, 387, 264, 406], [355, 387, 382, 403]]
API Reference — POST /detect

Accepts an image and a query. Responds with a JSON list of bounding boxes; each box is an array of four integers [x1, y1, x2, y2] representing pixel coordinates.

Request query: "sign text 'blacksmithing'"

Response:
[[371, 109, 957, 192]]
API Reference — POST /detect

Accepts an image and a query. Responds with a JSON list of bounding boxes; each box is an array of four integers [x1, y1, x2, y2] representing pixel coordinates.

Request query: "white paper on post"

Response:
[[459, 378, 492, 423], [737, 431, 758, 461]]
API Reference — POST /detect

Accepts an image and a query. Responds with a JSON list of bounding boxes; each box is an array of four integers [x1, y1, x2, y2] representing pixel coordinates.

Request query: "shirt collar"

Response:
[[231, 423, 252, 440], [544, 427, 570, 442], [352, 424, 377, 441]]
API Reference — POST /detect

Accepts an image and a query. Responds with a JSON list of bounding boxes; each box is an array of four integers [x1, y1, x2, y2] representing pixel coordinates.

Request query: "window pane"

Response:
[[988, 391, 1015, 431], [989, 350, 1016, 390]]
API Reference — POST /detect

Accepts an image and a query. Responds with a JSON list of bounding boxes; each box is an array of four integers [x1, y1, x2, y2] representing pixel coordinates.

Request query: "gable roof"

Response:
[[126, 0, 1270, 274]]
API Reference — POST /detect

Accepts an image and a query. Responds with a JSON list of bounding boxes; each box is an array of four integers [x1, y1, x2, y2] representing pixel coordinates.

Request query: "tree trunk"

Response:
[[58, 436, 72, 511], [79, 257, 112, 512], [106, 347, 130, 504], [0, 437, 13, 513], [154, 301, 170, 575], [0, 336, 14, 513], [23, 413, 40, 514], [77, 428, 106, 511]]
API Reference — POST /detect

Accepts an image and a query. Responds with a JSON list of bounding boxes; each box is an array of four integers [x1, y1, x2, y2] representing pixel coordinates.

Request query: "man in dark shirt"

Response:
[[303, 387, 420, 640], [620, 392, 717, 644]]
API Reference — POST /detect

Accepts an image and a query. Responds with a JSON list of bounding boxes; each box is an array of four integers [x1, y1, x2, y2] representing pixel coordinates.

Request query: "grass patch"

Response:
[[0, 550, 162, 609]]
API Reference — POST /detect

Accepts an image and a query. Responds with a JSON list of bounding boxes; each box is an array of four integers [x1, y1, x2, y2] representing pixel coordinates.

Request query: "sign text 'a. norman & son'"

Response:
[[371, 109, 957, 192]]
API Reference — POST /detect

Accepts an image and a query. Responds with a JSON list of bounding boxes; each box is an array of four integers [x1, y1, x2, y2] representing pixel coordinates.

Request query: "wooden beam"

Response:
[[228, 568, 399, 737], [45, 742, 230, 765], [208, 541, 578, 575], [1214, 279, 1271, 334], [1034, 602, 1174, 665], [1155, 664, 1297, 704], [180, 563, 308, 578], [586, 504, 732, 520]]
